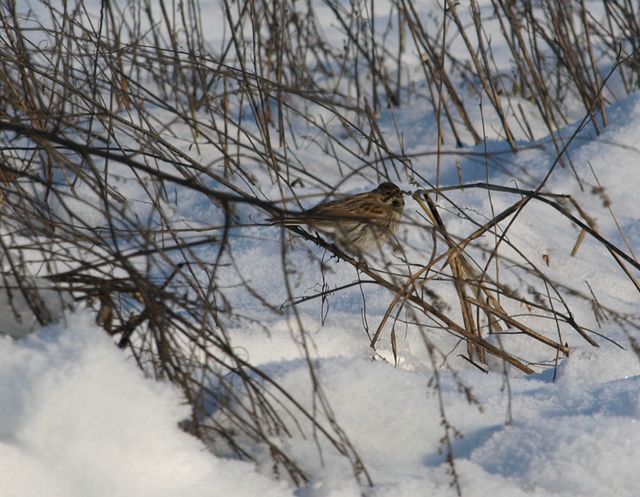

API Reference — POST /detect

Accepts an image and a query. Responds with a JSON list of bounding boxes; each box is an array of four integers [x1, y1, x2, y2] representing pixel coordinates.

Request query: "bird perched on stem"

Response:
[[269, 182, 405, 254]]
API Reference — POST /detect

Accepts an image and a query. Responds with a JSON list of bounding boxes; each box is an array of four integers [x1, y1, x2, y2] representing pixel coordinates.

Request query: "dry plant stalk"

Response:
[[370, 190, 576, 373]]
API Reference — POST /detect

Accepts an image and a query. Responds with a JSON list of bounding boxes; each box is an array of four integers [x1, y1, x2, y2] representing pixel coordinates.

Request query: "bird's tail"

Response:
[[265, 215, 307, 226]]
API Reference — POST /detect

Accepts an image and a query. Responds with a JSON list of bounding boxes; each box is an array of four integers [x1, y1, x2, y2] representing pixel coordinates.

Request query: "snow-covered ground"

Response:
[[0, 313, 291, 497], [2, 1, 640, 496]]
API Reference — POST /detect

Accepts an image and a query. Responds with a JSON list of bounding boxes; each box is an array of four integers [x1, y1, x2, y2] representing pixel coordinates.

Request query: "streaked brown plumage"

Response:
[[270, 182, 405, 253]]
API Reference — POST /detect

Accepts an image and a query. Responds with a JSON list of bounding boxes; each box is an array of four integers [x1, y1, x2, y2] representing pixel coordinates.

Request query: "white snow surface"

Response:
[[2, 309, 640, 496], [0, 312, 291, 497]]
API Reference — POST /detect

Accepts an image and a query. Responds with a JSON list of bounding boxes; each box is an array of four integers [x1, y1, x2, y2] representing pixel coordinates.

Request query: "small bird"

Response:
[[270, 182, 405, 254]]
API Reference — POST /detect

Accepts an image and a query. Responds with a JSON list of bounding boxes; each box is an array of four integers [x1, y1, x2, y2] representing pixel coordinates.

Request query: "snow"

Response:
[[214, 318, 640, 497], [0, 312, 291, 497], [5, 313, 638, 496], [3, 1, 640, 497]]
